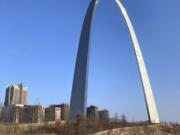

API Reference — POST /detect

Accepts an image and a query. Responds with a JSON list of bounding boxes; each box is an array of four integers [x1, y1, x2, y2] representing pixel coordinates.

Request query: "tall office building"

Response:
[[4, 84, 28, 106]]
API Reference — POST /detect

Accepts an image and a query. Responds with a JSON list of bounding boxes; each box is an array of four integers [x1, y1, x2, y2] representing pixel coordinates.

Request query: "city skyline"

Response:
[[0, 0, 180, 123]]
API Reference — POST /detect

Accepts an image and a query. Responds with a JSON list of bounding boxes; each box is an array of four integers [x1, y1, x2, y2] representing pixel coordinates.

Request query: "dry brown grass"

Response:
[[0, 124, 21, 135], [26, 115, 152, 135], [0, 117, 180, 135]]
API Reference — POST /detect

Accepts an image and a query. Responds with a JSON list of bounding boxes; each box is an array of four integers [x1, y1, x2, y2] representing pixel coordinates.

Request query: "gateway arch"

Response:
[[70, 0, 160, 123]]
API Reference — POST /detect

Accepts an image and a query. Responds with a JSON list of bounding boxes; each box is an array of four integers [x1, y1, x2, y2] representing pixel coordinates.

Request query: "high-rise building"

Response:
[[4, 84, 28, 106]]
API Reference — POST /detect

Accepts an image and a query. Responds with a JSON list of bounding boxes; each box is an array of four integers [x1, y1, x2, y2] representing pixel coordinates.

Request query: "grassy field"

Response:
[[0, 117, 180, 135]]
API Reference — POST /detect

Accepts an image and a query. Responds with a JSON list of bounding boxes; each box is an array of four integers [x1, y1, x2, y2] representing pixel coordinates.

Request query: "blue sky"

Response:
[[0, 0, 180, 122]]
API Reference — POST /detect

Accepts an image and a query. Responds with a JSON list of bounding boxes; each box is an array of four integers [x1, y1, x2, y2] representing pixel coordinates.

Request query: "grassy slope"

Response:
[[0, 118, 180, 135]]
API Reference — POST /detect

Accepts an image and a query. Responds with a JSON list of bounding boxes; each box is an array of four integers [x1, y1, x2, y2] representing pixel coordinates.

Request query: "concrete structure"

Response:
[[45, 106, 61, 122], [49, 103, 70, 120], [115, 0, 160, 123], [1, 105, 45, 123], [2, 84, 46, 124], [4, 84, 28, 106], [1, 105, 23, 123], [98, 110, 109, 121], [70, 0, 99, 120], [21, 105, 45, 123], [87, 105, 99, 120], [59, 104, 70, 120]]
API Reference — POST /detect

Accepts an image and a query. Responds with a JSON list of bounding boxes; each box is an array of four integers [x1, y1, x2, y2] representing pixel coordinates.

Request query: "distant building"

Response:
[[4, 84, 28, 106], [21, 105, 45, 123], [1, 105, 45, 123], [58, 104, 70, 120], [1, 105, 24, 123], [98, 109, 109, 121], [48, 103, 70, 120], [45, 106, 61, 122], [87, 105, 99, 120]]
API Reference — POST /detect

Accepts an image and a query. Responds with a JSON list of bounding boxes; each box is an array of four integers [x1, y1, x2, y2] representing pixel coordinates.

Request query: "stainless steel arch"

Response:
[[115, 0, 160, 123], [70, 0, 160, 123], [70, 0, 99, 120]]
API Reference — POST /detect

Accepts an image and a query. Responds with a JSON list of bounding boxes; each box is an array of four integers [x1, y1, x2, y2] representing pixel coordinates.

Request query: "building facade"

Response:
[[59, 104, 69, 120], [87, 105, 99, 120], [1, 105, 23, 123], [4, 84, 28, 106], [45, 106, 61, 122], [98, 110, 109, 121], [20, 105, 45, 123], [48, 103, 70, 120]]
